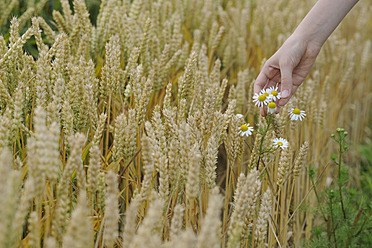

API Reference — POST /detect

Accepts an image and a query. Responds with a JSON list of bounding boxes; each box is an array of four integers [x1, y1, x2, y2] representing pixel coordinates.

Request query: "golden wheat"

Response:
[[0, 0, 370, 247]]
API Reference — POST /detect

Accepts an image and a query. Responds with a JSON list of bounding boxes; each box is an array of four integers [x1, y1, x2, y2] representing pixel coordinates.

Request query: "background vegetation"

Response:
[[0, 0, 371, 247]]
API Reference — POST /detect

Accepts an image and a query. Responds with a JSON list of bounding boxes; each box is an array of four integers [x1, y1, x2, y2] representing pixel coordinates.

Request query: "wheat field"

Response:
[[0, 0, 371, 247]]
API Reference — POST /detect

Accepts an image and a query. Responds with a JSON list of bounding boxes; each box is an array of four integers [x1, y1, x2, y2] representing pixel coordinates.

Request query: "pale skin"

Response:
[[254, 0, 359, 116]]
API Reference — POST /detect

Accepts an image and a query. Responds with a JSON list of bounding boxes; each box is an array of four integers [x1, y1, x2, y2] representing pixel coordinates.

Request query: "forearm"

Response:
[[293, 0, 359, 46]]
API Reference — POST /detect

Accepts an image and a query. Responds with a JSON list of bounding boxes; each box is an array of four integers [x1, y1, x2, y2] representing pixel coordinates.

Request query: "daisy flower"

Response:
[[252, 93, 270, 108], [289, 108, 306, 121], [266, 86, 281, 101], [236, 114, 244, 119], [260, 89, 271, 99], [267, 102, 277, 114], [272, 137, 289, 149], [239, 123, 254, 137]]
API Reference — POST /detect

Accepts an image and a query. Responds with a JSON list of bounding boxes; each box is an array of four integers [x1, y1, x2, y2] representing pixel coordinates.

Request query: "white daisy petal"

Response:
[[239, 123, 254, 137], [289, 108, 306, 121], [266, 86, 281, 101], [267, 102, 277, 114], [252, 93, 270, 108], [272, 137, 289, 149], [260, 89, 271, 99]]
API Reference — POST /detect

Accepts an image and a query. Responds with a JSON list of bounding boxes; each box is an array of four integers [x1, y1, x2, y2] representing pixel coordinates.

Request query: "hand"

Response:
[[254, 34, 322, 116]]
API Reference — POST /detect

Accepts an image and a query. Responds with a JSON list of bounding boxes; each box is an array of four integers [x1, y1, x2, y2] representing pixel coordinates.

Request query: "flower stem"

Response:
[[338, 136, 347, 219], [257, 115, 272, 170]]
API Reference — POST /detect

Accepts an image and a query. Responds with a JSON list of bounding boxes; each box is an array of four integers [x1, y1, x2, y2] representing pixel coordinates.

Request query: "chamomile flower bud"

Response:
[[266, 86, 281, 101], [336, 128, 345, 133], [239, 123, 254, 137], [252, 93, 270, 108], [272, 138, 289, 149], [289, 108, 306, 121], [267, 102, 277, 114]]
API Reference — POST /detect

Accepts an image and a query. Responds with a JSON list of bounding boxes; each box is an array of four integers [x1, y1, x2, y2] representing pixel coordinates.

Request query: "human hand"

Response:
[[254, 34, 322, 116]]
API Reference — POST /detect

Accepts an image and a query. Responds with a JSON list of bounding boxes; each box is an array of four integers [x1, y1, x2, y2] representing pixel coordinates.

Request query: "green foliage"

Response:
[[307, 128, 372, 248], [359, 142, 372, 200]]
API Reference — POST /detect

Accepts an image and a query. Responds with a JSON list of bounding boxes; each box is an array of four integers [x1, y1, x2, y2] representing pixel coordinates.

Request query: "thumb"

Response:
[[279, 61, 293, 100]]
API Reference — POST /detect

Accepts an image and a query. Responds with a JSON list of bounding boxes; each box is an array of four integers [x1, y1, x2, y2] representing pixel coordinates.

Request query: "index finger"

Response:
[[254, 65, 279, 95], [254, 71, 268, 95]]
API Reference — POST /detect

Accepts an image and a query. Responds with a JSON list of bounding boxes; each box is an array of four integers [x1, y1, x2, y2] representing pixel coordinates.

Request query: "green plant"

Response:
[[308, 128, 372, 247], [359, 142, 372, 200]]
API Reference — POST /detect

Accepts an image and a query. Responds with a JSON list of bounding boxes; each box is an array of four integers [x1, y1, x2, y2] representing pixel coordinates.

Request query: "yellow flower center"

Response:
[[264, 92, 270, 97], [272, 91, 278, 96], [258, 95, 266, 101], [240, 124, 248, 132], [293, 108, 301, 115], [277, 142, 283, 146], [268, 102, 276, 109]]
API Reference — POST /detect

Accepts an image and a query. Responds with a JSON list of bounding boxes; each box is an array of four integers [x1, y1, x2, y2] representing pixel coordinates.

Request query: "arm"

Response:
[[295, 0, 359, 46], [254, 0, 359, 116]]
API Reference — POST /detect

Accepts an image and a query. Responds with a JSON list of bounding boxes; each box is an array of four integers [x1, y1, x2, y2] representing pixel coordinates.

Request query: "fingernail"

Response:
[[282, 90, 289, 98]]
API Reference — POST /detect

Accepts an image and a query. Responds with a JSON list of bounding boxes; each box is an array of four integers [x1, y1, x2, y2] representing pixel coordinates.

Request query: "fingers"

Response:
[[279, 85, 298, 106], [254, 63, 279, 95], [279, 60, 293, 103], [255, 60, 295, 117], [254, 73, 267, 95], [278, 97, 290, 107], [266, 77, 280, 89], [275, 105, 280, 114], [260, 107, 266, 117]]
